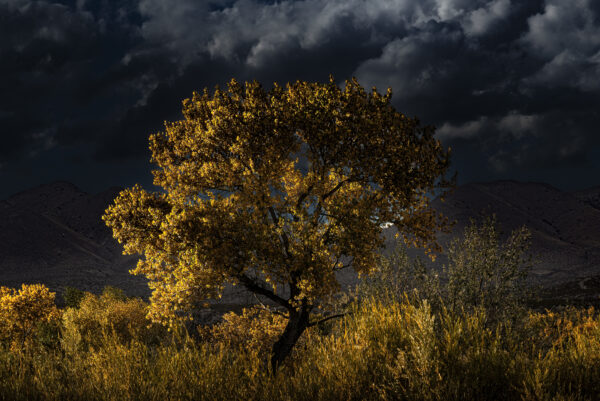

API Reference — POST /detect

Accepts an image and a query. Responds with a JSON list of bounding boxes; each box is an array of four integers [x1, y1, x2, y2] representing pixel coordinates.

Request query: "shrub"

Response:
[[62, 286, 86, 308], [101, 285, 128, 301], [522, 307, 600, 400], [0, 298, 599, 400], [61, 286, 166, 352], [0, 284, 61, 350], [445, 215, 532, 320], [199, 307, 289, 356], [358, 246, 442, 307], [364, 215, 533, 323]]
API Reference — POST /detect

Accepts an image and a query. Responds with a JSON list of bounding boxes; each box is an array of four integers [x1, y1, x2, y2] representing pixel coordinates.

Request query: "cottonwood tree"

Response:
[[103, 77, 453, 369]]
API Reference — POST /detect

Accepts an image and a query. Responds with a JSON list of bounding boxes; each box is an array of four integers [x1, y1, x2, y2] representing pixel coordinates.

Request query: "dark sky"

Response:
[[1, 0, 599, 199]]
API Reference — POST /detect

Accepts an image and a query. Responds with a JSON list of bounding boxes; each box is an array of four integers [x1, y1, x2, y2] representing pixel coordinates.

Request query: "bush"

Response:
[[199, 307, 289, 356], [445, 215, 532, 320], [0, 284, 61, 350], [0, 298, 599, 400], [62, 286, 86, 308], [521, 307, 600, 400], [101, 285, 128, 301], [358, 246, 442, 307], [363, 215, 533, 323], [61, 286, 166, 352]]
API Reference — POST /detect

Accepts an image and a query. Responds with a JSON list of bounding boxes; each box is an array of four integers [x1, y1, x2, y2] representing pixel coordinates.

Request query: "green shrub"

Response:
[[445, 215, 533, 320], [62, 286, 86, 308], [363, 215, 533, 324], [358, 246, 442, 307], [101, 285, 128, 301]]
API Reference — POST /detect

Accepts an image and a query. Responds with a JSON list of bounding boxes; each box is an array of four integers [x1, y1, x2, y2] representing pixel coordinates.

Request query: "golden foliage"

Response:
[[525, 307, 600, 351], [61, 288, 166, 352], [199, 307, 289, 355], [0, 298, 599, 400], [0, 284, 60, 349], [103, 77, 453, 330]]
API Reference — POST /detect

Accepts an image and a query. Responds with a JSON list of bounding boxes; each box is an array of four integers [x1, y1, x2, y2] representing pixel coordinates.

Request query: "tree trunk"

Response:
[[270, 306, 310, 371]]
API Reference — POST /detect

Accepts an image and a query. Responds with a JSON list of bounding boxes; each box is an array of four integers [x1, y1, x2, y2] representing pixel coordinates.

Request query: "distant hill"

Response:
[[573, 186, 600, 211], [418, 180, 600, 304], [1, 180, 599, 303], [425, 180, 600, 284], [0, 181, 147, 298]]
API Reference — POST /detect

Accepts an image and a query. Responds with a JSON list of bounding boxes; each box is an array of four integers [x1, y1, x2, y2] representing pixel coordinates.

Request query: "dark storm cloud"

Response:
[[1, 0, 599, 198], [0, 0, 143, 158]]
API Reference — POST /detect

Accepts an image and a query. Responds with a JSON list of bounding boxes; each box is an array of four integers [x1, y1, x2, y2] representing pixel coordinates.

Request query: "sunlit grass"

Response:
[[0, 294, 598, 401]]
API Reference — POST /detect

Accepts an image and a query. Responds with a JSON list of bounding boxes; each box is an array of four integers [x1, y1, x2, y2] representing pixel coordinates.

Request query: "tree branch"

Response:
[[333, 258, 353, 271], [321, 179, 350, 202], [268, 206, 280, 225], [312, 178, 352, 227], [308, 313, 346, 327], [289, 270, 300, 301], [238, 274, 291, 310], [252, 294, 289, 318], [296, 184, 315, 209], [268, 206, 292, 259]]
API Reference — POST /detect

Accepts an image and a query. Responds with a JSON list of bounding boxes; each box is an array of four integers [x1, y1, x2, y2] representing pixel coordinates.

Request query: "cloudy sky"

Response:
[[1, 0, 599, 198]]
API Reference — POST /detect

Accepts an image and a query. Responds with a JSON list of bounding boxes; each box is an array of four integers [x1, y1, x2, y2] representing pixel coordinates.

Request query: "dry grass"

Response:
[[0, 293, 599, 401]]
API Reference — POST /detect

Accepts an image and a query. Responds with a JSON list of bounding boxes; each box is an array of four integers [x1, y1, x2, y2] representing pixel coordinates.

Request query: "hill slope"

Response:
[[1, 180, 599, 303], [425, 181, 600, 284], [0, 182, 147, 297]]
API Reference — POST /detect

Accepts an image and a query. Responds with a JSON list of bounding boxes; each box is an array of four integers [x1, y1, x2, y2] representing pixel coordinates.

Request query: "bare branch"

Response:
[[268, 206, 292, 258], [321, 179, 349, 202], [333, 260, 353, 272], [308, 313, 346, 327], [296, 183, 315, 208], [252, 294, 289, 318], [238, 274, 291, 310]]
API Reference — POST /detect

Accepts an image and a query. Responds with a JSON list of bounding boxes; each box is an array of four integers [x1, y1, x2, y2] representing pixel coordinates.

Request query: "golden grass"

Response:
[[0, 295, 599, 401]]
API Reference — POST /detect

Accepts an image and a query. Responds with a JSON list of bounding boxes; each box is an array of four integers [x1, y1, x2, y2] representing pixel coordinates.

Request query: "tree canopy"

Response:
[[103, 77, 453, 369]]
